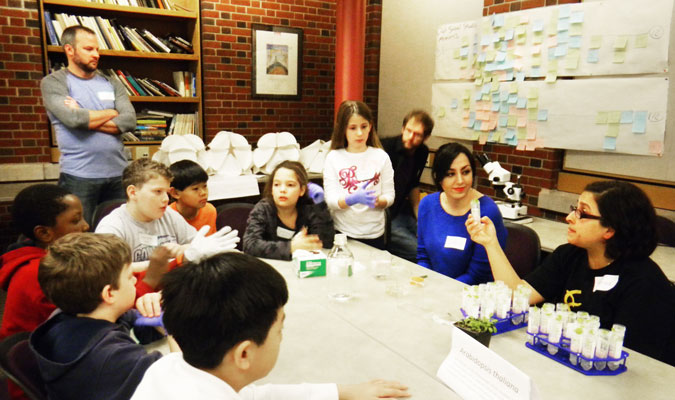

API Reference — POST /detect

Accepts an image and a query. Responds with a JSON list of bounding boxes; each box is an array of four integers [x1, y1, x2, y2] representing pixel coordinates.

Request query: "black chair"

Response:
[[0, 332, 47, 400], [91, 198, 125, 231], [655, 215, 675, 247], [503, 222, 541, 279], [216, 203, 255, 251]]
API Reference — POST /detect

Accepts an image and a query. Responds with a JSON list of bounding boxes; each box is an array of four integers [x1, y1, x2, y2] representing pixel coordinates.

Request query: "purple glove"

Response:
[[345, 181, 377, 208], [307, 182, 324, 204], [134, 310, 165, 330]]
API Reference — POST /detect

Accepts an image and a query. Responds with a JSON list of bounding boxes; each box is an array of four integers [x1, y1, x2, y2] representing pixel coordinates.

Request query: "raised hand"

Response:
[[184, 225, 240, 262], [307, 182, 325, 204]]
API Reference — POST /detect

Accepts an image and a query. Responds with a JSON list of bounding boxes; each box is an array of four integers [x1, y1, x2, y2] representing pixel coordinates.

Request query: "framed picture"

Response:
[[251, 24, 303, 100]]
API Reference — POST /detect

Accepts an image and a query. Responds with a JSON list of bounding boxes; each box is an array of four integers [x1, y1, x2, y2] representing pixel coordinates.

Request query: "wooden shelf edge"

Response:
[[43, 0, 197, 19], [130, 96, 199, 103]]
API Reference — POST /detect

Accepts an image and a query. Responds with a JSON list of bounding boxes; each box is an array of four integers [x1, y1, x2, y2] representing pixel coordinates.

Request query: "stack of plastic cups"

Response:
[[527, 305, 540, 345], [568, 322, 583, 365], [608, 324, 626, 371], [547, 312, 564, 355], [495, 287, 512, 320], [594, 329, 611, 370], [479, 290, 496, 320], [511, 285, 530, 325], [540, 303, 555, 335]]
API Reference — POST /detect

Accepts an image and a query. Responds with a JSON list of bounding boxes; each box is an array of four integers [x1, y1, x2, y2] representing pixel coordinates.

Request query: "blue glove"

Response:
[[134, 310, 165, 329], [307, 182, 324, 204], [345, 181, 377, 208]]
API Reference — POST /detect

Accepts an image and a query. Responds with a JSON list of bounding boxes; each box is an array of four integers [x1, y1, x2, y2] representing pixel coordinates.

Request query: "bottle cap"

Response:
[[335, 233, 347, 246]]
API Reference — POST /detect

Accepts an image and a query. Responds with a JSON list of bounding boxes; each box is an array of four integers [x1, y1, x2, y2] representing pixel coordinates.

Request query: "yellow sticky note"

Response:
[[471, 131, 481, 140], [527, 88, 539, 99], [474, 77, 483, 86], [492, 131, 502, 143], [528, 108, 539, 120], [453, 49, 460, 59], [509, 82, 518, 94], [607, 111, 621, 124], [531, 55, 541, 67], [533, 32, 543, 44], [491, 80, 500, 92], [479, 133, 488, 144], [548, 59, 558, 72], [462, 36, 469, 46], [487, 50, 496, 62], [590, 35, 602, 49], [507, 115, 517, 127], [565, 54, 580, 70], [527, 99, 538, 109], [613, 49, 626, 64], [462, 90, 471, 100], [569, 24, 583, 36], [463, 99, 471, 109], [460, 59, 468, 69], [545, 72, 557, 83], [438, 107, 446, 118], [516, 36, 526, 45], [635, 33, 648, 48], [517, 127, 527, 140], [596, 111, 608, 124], [606, 124, 620, 137], [614, 36, 628, 50]]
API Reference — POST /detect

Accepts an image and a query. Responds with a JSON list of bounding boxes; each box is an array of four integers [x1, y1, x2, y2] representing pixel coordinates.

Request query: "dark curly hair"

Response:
[[431, 142, 476, 191], [585, 181, 657, 260], [12, 184, 72, 240]]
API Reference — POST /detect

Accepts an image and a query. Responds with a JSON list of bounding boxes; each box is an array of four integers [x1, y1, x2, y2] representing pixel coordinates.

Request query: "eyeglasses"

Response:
[[569, 205, 602, 220]]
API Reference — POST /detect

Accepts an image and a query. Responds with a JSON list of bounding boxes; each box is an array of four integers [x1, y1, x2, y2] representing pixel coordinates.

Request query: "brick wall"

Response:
[[474, 0, 581, 221]]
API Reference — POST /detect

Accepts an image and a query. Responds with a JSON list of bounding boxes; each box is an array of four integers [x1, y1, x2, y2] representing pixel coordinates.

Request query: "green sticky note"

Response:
[[507, 115, 517, 127], [517, 127, 527, 139], [453, 49, 461, 59], [606, 124, 620, 137], [614, 36, 628, 50], [545, 72, 557, 83], [590, 35, 602, 49], [596, 111, 608, 124], [607, 111, 621, 124], [613, 49, 626, 64], [635, 33, 648, 48]]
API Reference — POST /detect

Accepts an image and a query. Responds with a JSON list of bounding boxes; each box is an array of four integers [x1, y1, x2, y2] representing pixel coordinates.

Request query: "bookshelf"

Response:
[[38, 0, 203, 161]]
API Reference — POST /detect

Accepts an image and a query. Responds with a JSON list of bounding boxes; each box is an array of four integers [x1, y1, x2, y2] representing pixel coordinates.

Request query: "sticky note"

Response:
[[587, 49, 600, 63], [533, 20, 544, 32], [632, 111, 647, 133], [558, 30, 569, 44], [569, 36, 582, 49], [606, 124, 620, 137], [555, 44, 568, 57], [530, 67, 543, 77], [528, 109, 538, 120], [453, 49, 461, 59], [499, 115, 508, 127], [508, 93, 518, 104], [533, 32, 543, 44], [596, 112, 608, 124], [545, 72, 557, 83], [517, 127, 527, 139], [538, 109, 548, 121], [607, 111, 621, 124], [649, 141, 663, 155], [493, 14, 505, 28], [603, 136, 617, 151], [531, 55, 541, 67], [500, 103, 509, 114], [461, 36, 469, 46], [450, 99, 458, 109], [496, 51, 507, 62], [613, 50, 626, 64], [557, 17, 570, 32], [527, 88, 539, 99], [569, 24, 583, 37], [565, 53, 580, 69], [620, 111, 633, 124], [462, 90, 471, 100], [517, 117, 527, 127], [527, 99, 538, 109], [614, 36, 628, 50], [516, 72, 525, 82], [471, 131, 480, 140], [516, 26, 526, 36], [559, 4, 572, 18], [505, 29, 515, 41], [547, 36, 558, 48], [548, 59, 558, 72], [516, 141, 526, 151], [590, 35, 602, 49], [571, 10, 584, 24], [517, 98, 527, 109], [507, 115, 517, 127], [479, 134, 487, 145], [527, 123, 537, 140], [509, 82, 518, 94], [635, 33, 648, 49]]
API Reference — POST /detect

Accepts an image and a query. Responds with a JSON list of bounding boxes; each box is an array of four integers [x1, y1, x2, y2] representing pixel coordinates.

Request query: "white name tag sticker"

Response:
[[276, 226, 295, 240], [593, 274, 619, 292], [97, 91, 115, 101], [139, 233, 158, 247], [444, 236, 467, 250]]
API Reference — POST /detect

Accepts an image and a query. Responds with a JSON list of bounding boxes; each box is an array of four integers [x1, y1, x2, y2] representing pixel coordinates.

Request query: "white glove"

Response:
[[184, 225, 240, 262]]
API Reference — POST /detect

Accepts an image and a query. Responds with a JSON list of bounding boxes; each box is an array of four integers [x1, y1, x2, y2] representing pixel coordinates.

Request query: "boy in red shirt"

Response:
[[168, 160, 217, 235]]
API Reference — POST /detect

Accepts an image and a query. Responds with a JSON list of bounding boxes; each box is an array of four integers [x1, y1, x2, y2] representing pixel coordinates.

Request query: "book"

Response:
[[150, 79, 181, 97], [109, 19, 133, 51], [105, 69, 134, 96], [144, 109, 175, 118], [172, 71, 185, 96], [93, 16, 115, 50], [115, 70, 139, 95], [141, 29, 171, 53], [124, 72, 149, 96], [167, 36, 193, 54], [128, 27, 155, 52], [44, 11, 59, 45], [137, 79, 163, 96]]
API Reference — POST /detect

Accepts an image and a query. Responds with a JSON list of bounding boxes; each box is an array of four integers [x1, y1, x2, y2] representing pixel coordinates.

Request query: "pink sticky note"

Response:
[[527, 123, 537, 139], [547, 37, 558, 48], [461, 119, 469, 128], [516, 141, 526, 151], [517, 117, 527, 127], [481, 121, 490, 131], [649, 141, 664, 156], [463, 110, 470, 119], [479, 134, 488, 145]]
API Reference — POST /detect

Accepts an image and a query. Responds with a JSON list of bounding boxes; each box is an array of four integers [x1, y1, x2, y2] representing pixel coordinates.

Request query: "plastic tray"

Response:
[[525, 332, 629, 376], [460, 308, 528, 335]]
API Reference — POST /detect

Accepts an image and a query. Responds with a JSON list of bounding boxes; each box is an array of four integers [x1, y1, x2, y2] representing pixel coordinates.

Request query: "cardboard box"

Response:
[[292, 250, 326, 278]]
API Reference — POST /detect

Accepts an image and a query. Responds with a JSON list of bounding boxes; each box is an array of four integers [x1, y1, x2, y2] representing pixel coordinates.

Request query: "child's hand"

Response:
[[307, 182, 325, 204], [465, 215, 497, 246], [290, 227, 323, 252], [144, 245, 173, 289], [338, 380, 410, 400], [136, 292, 162, 317], [184, 225, 240, 262], [162, 242, 184, 258], [345, 181, 377, 208]]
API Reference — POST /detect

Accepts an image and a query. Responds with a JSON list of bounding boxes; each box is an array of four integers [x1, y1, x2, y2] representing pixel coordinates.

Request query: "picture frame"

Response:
[[251, 24, 303, 100]]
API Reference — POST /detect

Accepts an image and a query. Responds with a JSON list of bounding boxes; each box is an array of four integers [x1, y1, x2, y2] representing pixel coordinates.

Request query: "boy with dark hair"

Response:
[[0, 184, 89, 340], [168, 159, 217, 235], [132, 252, 410, 400], [96, 158, 239, 295], [30, 233, 178, 400]]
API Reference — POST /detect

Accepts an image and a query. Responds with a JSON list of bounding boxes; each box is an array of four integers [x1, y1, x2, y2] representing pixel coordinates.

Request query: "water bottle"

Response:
[[327, 234, 353, 301]]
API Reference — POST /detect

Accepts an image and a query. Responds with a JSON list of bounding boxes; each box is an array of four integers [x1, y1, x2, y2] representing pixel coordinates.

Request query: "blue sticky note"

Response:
[[470, 111, 476, 119], [555, 44, 568, 57], [508, 93, 518, 104], [468, 118, 475, 129], [633, 111, 647, 133], [478, 52, 487, 63], [507, 132, 519, 146], [499, 115, 508, 127], [548, 49, 556, 60], [587, 48, 600, 63], [482, 83, 491, 94], [560, 4, 572, 18], [558, 17, 570, 32], [500, 103, 510, 114], [451, 98, 458, 109], [571, 10, 584, 24], [504, 71, 514, 81], [460, 47, 469, 57], [530, 67, 543, 77], [505, 29, 514, 41], [517, 97, 527, 109], [500, 41, 508, 51], [481, 35, 491, 46], [496, 52, 507, 62], [538, 109, 549, 121], [474, 122, 482, 131], [603, 136, 617, 150], [533, 20, 544, 32], [516, 72, 525, 82], [494, 14, 505, 28], [620, 111, 633, 124], [569, 36, 583, 49], [492, 102, 500, 112], [500, 91, 509, 102], [505, 128, 516, 139], [493, 34, 501, 43], [492, 92, 501, 103], [557, 30, 569, 44]]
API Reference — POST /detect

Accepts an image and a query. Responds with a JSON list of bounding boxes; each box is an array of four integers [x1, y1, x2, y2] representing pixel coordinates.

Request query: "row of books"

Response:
[[103, 69, 186, 97], [44, 11, 194, 55], [172, 71, 196, 97], [122, 110, 198, 141], [74, 0, 193, 12]]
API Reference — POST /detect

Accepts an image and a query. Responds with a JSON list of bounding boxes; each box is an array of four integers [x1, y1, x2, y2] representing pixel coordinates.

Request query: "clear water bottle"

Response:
[[327, 234, 353, 301]]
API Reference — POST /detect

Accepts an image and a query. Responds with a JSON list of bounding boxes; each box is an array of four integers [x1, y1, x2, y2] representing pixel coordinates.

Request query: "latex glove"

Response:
[[184, 225, 240, 262], [345, 181, 377, 208], [134, 310, 165, 329], [306, 182, 325, 204]]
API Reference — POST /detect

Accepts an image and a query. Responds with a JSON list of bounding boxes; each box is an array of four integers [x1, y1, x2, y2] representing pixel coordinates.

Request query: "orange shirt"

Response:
[[170, 202, 217, 236]]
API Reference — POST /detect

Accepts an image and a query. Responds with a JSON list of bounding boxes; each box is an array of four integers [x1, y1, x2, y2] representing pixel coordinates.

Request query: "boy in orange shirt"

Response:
[[168, 160, 217, 235]]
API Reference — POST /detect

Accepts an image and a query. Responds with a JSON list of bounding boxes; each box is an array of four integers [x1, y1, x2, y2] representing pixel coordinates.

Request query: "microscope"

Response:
[[476, 153, 528, 220]]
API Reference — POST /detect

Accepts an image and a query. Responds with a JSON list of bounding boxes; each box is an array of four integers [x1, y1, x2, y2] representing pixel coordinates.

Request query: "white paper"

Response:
[[593, 274, 619, 292], [208, 174, 259, 200], [437, 327, 535, 400], [444, 236, 467, 250]]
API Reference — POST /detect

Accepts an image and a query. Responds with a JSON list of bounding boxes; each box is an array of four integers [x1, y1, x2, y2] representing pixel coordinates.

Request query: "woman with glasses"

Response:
[[466, 180, 675, 366]]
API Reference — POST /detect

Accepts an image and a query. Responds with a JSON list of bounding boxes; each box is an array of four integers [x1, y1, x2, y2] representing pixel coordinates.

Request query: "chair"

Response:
[[0, 332, 47, 400], [90, 199, 125, 231], [655, 215, 675, 247], [503, 222, 541, 279], [215, 203, 255, 251]]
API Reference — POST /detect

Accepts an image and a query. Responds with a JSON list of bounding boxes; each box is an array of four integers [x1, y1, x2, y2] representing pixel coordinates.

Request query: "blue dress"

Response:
[[416, 192, 507, 284]]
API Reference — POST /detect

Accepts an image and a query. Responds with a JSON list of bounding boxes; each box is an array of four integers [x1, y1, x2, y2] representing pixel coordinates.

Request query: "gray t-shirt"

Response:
[[95, 204, 197, 262]]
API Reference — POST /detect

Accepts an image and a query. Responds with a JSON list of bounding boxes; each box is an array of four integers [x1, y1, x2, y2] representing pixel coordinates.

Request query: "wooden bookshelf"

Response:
[[39, 0, 202, 159]]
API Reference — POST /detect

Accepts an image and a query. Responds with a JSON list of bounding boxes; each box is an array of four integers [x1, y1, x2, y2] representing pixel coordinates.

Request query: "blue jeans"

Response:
[[58, 173, 125, 225], [387, 212, 418, 262]]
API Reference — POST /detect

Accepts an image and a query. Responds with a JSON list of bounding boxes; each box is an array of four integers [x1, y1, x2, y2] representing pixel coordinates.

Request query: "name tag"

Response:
[[593, 274, 619, 292], [98, 91, 115, 101], [276, 226, 295, 239], [444, 236, 467, 250], [139, 233, 158, 247]]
